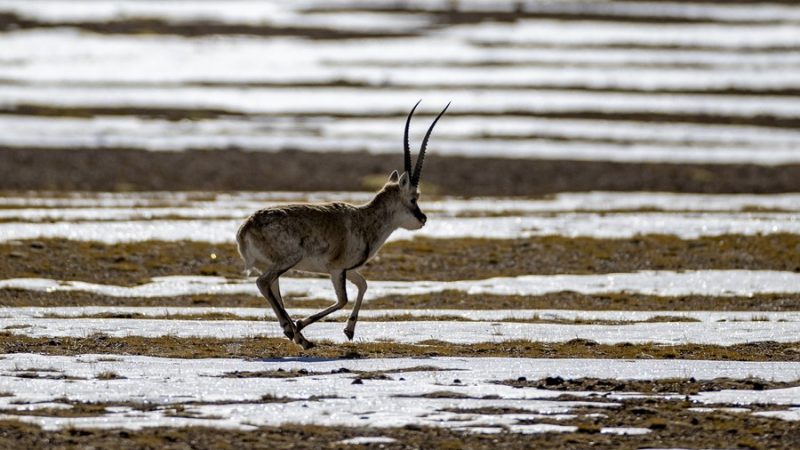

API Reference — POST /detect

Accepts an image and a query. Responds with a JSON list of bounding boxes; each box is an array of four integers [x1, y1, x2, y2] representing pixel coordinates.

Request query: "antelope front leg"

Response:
[[256, 271, 314, 350], [296, 270, 348, 333], [343, 271, 367, 340]]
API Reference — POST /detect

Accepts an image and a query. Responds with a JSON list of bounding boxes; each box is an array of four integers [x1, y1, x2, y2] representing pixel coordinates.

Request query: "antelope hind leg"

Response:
[[256, 271, 314, 349]]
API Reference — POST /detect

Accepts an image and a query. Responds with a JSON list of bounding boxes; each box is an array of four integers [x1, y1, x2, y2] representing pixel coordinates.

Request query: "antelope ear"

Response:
[[398, 172, 410, 189], [388, 170, 399, 182]]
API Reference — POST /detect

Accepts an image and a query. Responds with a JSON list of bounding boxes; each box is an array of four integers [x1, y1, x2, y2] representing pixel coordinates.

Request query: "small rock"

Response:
[[544, 376, 564, 386], [517, 376, 527, 382], [352, 379, 363, 385], [29, 241, 45, 249], [453, 379, 461, 384], [298, 368, 308, 375]]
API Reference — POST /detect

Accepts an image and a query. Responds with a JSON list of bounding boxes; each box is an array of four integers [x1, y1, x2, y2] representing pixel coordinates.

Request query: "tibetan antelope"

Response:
[[236, 101, 450, 349]]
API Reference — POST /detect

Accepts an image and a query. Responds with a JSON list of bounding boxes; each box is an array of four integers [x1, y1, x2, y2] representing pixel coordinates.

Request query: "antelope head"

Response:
[[386, 100, 450, 230]]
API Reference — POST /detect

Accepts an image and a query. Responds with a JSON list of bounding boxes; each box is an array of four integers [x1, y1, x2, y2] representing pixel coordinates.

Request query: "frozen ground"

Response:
[[0, 354, 799, 432], [5, 194, 795, 439], [2, 0, 800, 441]]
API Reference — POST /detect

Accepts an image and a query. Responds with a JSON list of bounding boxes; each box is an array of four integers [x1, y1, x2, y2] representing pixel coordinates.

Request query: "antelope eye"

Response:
[[411, 198, 417, 204]]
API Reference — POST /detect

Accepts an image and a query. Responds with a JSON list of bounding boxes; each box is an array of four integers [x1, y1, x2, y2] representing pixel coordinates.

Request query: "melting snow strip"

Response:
[[5, 116, 800, 156], [1, 211, 799, 242], [5, 1, 800, 24], [3, 191, 800, 214], [2, 306, 799, 324], [3, 86, 800, 118], [3, 317, 800, 345], [3, 192, 800, 221], [3, 270, 800, 300]]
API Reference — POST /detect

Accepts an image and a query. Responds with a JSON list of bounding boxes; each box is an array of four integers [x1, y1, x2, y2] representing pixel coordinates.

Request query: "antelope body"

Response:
[[236, 101, 449, 349]]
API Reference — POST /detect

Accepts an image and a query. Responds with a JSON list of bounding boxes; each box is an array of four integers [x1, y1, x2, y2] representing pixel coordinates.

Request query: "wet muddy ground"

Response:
[[3, 148, 800, 195]]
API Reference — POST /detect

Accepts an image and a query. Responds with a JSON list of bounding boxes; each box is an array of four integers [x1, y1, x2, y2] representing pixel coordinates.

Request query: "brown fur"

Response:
[[236, 174, 425, 349]]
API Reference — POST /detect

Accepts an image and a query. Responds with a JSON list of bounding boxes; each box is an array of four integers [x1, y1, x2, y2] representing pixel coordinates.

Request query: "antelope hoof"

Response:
[[343, 327, 354, 341], [293, 332, 314, 350]]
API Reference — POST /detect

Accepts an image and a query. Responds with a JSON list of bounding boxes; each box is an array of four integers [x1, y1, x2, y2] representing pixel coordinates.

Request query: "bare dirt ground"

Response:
[[2, 334, 799, 362], [498, 376, 800, 394], [4, 289, 800, 311], [5, 288, 800, 311], [2, 235, 797, 285], [3, 148, 800, 195], [3, 386, 800, 449], [2, 395, 800, 450]]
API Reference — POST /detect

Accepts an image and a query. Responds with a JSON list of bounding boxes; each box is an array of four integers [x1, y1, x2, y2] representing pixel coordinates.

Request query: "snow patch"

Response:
[[3, 317, 800, 345], [1, 354, 799, 430], [1, 212, 798, 243], [3, 270, 799, 300]]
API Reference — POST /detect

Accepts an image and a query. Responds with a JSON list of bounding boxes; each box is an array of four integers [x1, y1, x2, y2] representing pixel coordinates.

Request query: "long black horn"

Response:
[[411, 101, 450, 187], [404, 100, 421, 175]]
